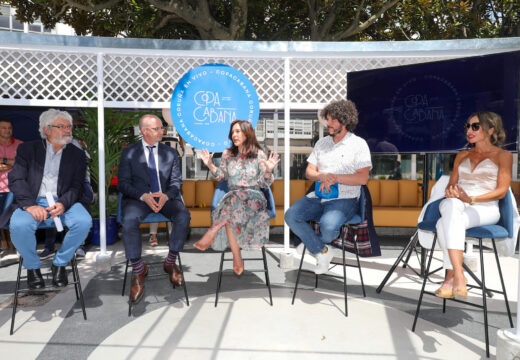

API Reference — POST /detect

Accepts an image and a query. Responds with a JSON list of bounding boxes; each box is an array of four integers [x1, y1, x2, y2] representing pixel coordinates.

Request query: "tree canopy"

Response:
[[4, 0, 520, 41]]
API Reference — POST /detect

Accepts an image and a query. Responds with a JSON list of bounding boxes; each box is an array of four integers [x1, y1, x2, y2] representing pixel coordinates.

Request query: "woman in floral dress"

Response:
[[194, 120, 279, 275]]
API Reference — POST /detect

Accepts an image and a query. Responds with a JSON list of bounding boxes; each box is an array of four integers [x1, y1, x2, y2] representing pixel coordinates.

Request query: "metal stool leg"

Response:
[[10, 256, 22, 335], [291, 246, 306, 305], [215, 251, 225, 307], [177, 254, 189, 306], [376, 233, 418, 293], [261, 247, 273, 306], [71, 255, 87, 320], [353, 236, 366, 297], [412, 235, 437, 332], [492, 238, 513, 327], [71, 257, 79, 300], [342, 237, 348, 317], [122, 259, 129, 296], [128, 286, 133, 316], [479, 238, 490, 358], [402, 231, 419, 269]]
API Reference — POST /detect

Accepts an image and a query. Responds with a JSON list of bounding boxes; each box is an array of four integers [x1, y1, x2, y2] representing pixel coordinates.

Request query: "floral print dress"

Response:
[[211, 149, 274, 251]]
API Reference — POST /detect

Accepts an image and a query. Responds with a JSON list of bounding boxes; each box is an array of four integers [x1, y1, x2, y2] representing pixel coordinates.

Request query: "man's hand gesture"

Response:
[[46, 202, 65, 218], [26, 205, 48, 221], [319, 172, 337, 193], [152, 192, 169, 213], [142, 193, 159, 212]]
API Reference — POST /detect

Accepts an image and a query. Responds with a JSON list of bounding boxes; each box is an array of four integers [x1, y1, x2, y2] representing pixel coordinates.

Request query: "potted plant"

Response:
[[73, 108, 141, 245]]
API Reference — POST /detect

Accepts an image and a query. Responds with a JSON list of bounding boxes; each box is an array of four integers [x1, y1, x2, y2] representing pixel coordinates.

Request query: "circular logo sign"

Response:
[[390, 74, 461, 146], [170, 63, 260, 152]]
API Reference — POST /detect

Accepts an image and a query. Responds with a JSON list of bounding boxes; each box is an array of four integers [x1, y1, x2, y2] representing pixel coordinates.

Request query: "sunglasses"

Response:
[[464, 122, 480, 131]]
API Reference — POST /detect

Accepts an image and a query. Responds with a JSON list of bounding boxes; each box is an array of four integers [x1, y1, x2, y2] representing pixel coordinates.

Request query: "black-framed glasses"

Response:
[[464, 122, 480, 131], [145, 126, 165, 131], [49, 124, 73, 130]]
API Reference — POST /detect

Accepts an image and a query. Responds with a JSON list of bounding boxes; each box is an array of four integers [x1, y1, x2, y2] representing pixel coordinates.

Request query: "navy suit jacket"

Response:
[[117, 141, 182, 202], [0, 140, 87, 227]]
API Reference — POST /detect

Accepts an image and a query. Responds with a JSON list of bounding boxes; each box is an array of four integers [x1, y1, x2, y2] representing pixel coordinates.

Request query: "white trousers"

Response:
[[436, 198, 500, 270]]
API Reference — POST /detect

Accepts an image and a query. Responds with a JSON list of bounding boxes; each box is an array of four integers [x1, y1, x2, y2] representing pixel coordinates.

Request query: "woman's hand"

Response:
[[445, 184, 471, 203], [200, 149, 213, 168], [456, 186, 472, 203], [259, 152, 280, 173], [445, 184, 459, 198]]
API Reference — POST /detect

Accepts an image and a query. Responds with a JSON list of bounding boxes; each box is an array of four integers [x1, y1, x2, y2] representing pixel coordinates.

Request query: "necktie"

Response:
[[146, 146, 160, 193]]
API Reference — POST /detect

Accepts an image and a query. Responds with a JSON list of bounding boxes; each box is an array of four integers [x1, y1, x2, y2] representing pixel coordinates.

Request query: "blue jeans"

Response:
[[285, 196, 359, 254], [10, 198, 92, 269]]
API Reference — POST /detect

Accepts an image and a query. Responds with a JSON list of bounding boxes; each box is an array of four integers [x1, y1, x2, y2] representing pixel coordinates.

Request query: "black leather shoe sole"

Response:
[[51, 265, 68, 287]]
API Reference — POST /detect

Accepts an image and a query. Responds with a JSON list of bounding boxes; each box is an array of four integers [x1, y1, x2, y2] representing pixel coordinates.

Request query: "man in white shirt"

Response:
[[285, 99, 372, 274], [118, 114, 190, 303]]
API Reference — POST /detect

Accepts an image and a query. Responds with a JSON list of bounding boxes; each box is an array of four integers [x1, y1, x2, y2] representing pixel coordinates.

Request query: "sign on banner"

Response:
[[170, 63, 260, 153]]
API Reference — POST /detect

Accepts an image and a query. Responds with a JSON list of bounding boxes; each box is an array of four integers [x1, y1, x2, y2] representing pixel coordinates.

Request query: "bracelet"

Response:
[[470, 196, 476, 205]]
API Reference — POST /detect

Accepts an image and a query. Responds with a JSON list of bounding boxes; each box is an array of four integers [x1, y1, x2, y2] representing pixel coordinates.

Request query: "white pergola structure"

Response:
[[1, 32, 519, 262]]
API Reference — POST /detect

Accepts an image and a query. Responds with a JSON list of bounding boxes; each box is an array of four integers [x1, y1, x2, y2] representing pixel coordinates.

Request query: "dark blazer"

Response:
[[0, 140, 87, 227], [117, 141, 182, 201]]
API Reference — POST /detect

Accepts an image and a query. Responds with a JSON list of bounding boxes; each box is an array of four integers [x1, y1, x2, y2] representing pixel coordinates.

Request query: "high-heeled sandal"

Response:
[[453, 287, 468, 299], [434, 287, 453, 299], [453, 276, 468, 299]]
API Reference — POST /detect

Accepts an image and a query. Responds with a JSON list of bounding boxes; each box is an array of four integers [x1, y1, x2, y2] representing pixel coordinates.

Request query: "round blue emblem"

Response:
[[170, 64, 260, 152]]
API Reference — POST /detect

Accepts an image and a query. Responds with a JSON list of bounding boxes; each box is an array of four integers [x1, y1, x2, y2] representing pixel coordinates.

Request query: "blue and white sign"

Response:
[[170, 63, 260, 152]]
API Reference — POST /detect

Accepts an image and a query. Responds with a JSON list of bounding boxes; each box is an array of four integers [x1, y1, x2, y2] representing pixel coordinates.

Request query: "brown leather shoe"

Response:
[[163, 262, 184, 286], [130, 264, 148, 303]]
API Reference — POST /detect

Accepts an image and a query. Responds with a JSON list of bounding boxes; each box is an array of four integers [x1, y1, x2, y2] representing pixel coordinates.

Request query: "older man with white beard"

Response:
[[0, 109, 92, 289]]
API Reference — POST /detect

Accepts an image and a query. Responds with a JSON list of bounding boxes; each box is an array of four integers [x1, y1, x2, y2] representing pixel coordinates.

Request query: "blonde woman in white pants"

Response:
[[435, 111, 512, 299]]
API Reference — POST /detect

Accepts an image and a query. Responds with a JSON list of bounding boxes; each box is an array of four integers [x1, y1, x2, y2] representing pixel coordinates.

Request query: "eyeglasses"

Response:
[[464, 122, 480, 131], [49, 124, 73, 130], [145, 126, 165, 131]]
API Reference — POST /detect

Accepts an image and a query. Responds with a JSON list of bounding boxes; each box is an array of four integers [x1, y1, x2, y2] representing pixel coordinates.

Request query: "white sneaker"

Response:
[[314, 245, 333, 275], [295, 242, 306, 256]]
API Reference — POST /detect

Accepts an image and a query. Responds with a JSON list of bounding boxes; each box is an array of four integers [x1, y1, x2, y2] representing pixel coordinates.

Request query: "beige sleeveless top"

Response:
[[458, 157, 498, 206]]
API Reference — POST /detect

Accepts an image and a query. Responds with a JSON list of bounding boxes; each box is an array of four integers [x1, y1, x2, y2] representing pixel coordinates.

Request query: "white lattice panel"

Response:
[[0, 46, 465, 107], [0, 50, 97, 102], [103, 55, 285, 104], [290, 56, 461, 104]]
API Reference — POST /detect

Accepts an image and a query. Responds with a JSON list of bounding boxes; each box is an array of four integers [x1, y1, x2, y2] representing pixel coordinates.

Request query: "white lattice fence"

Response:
[[0, 47, 463, 108], [0, 49, 97, 102], [290, 56, 461, 104], [103, 55, 285, 105]]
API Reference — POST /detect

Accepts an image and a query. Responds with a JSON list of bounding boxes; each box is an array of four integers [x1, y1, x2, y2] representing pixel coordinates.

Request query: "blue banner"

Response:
[[170, 63, 260, 152], [349, 51, 520, 153]]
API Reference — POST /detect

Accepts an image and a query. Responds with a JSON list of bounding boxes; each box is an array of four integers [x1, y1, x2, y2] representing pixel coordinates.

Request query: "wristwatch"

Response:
[[470, 196, 476, 205]]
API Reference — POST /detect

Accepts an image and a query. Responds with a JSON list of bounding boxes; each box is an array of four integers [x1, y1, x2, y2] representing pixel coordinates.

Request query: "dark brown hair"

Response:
[[320, 99, 359, 132], [227, 120, 263, 158]]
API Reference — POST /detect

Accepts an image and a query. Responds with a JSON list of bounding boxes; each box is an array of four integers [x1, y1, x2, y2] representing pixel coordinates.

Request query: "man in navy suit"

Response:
[[118, 114, 190, 303], [0, 109, 92, 289]]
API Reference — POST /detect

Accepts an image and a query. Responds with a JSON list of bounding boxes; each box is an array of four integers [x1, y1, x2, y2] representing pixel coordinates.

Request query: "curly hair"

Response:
[[468, 111, 506, 146], [227, 120, 263, 158], [320, 99, 359, 132]]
